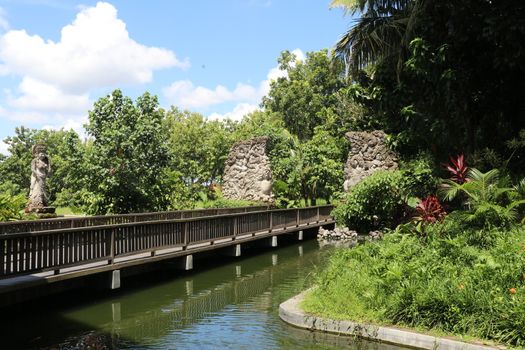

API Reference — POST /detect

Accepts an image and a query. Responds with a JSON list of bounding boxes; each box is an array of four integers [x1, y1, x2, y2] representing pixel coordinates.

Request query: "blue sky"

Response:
[[0, 0, 351, 153]]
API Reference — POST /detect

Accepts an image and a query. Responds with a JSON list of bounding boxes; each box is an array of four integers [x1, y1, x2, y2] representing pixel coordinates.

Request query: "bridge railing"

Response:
[[0, 205, 334, 278], [0, 205, 270, 235]]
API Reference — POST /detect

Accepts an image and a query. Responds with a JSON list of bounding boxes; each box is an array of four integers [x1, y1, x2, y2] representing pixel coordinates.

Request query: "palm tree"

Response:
[[330, 0, 419, 73]]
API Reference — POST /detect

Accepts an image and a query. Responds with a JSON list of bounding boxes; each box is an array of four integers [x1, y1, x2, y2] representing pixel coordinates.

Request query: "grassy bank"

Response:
[[303, 225, 525, 347]]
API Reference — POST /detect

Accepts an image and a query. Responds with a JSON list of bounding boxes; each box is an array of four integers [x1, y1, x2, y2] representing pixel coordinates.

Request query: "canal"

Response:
[[1, 238, 406, 349]]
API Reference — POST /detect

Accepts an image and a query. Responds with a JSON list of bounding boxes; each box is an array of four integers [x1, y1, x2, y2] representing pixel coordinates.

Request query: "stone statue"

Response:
[[27, 144, 55, 214]]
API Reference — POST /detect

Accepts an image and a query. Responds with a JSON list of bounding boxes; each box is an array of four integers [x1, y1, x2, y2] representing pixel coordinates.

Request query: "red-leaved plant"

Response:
[[444, 154, 469, 184], [415, 195, 446, 223]]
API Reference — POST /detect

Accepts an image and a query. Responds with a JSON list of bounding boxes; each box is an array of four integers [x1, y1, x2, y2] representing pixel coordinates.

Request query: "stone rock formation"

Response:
[[318, 226, 358, 240], [343, 130, 398, 191], [222, 137, 273, 203]]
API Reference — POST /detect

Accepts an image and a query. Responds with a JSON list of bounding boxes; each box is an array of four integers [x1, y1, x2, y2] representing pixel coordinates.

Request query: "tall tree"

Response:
[[164, 108, 237, 207], [262, 49, 354, 141], [84, 90, 170, 214]]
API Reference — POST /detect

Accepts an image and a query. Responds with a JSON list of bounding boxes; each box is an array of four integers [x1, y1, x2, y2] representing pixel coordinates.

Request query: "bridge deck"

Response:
[[0, 206, 334, 299]]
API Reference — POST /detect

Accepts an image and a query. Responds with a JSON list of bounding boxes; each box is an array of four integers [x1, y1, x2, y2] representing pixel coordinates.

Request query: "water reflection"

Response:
[[1, 239, 407, 350]]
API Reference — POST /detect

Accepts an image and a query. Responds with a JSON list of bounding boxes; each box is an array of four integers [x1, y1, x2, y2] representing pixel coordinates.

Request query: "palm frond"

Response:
[[335, 14, 406, 70], [508, 199, 525, 211], [438, 179, 464, 202], [330, 0, 362, 14], [515, 178, 525, 197]]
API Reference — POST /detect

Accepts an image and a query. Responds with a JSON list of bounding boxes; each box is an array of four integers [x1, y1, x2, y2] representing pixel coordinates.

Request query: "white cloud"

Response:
[[6, 77, 91, 114], [163, 80, 259, 109], [0, 1, 188, 93], [208, 103, 259, 122], [164, 48, 305, 112], [0, 1, 187, 130], [0, 7, 9, 32], [42, 117, 87, 137]]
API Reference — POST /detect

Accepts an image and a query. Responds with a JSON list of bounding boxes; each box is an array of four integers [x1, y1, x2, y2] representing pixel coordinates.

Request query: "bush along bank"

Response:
[[304, 155, 525, 347]]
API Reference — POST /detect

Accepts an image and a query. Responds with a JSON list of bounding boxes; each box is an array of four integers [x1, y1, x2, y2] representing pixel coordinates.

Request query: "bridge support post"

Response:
[[298, 230, 303, 241], [220, 244, 241, 257], [269, 236, 278, 248], [227, 244, 242, 257], [177, 255, 193, 271], [110, 270, 121, 290]]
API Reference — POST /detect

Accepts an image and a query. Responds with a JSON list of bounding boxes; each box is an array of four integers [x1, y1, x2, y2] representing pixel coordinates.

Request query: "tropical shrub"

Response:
[[443, 154, 469, 184], [332, 170, 406, 233], [414, 195, 446, 224], [399, 155, 439, 198], [440, 168, 525, 229]]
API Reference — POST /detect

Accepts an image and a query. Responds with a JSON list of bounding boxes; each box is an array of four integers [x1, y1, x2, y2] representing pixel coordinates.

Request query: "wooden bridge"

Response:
[[0, 205, 334, 305]]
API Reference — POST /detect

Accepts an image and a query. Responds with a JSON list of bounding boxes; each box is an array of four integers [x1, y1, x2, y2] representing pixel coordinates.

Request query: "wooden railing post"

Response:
[[109, 228, 115, 265], [296, 209, 300, 227], [269, 212, 273, 233], [233, 217, 237, 239], [317, 206, 320, 222], [0, 240, 5, 275], [183, 221, 188, 249]]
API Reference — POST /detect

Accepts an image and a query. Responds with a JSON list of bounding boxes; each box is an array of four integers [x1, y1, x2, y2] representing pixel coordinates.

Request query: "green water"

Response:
[[1, 239, 406, 350]]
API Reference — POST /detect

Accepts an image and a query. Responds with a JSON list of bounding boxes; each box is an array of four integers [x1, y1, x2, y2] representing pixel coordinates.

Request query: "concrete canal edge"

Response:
[[279, 291, 500, 350]]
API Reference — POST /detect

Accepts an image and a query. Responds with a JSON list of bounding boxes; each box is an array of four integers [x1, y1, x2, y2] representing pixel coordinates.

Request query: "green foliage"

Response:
[[304, 225, 525, 346], [0, 192, 27, 221], [335, 1, 525, 167], [399, 154, 439, 199], [165, 108, 236, 186], [333, 170, 405, 232], [262, 49, 361, 141], [0, 126, 35, 192], [0, 126, 87, 209], [440, 169, 525, 230], [163, 108, 237, 209], [302, 128, 346, 204], [83, 90, 170, 214]]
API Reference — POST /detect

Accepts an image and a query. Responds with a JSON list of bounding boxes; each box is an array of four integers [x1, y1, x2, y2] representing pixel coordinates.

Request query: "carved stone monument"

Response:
[[343, 130, 398, 191], [222, 137, 273, 203], [27, 144, 56, 215]]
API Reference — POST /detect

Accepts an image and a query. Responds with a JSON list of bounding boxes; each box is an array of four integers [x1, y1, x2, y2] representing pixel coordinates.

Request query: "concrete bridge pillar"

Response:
[[177, 255, 193, 271], [222, 244, 242, 257], [110, 270, 121, 290], [298, 230, 304, 241], [269, 236, 278, 247]]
